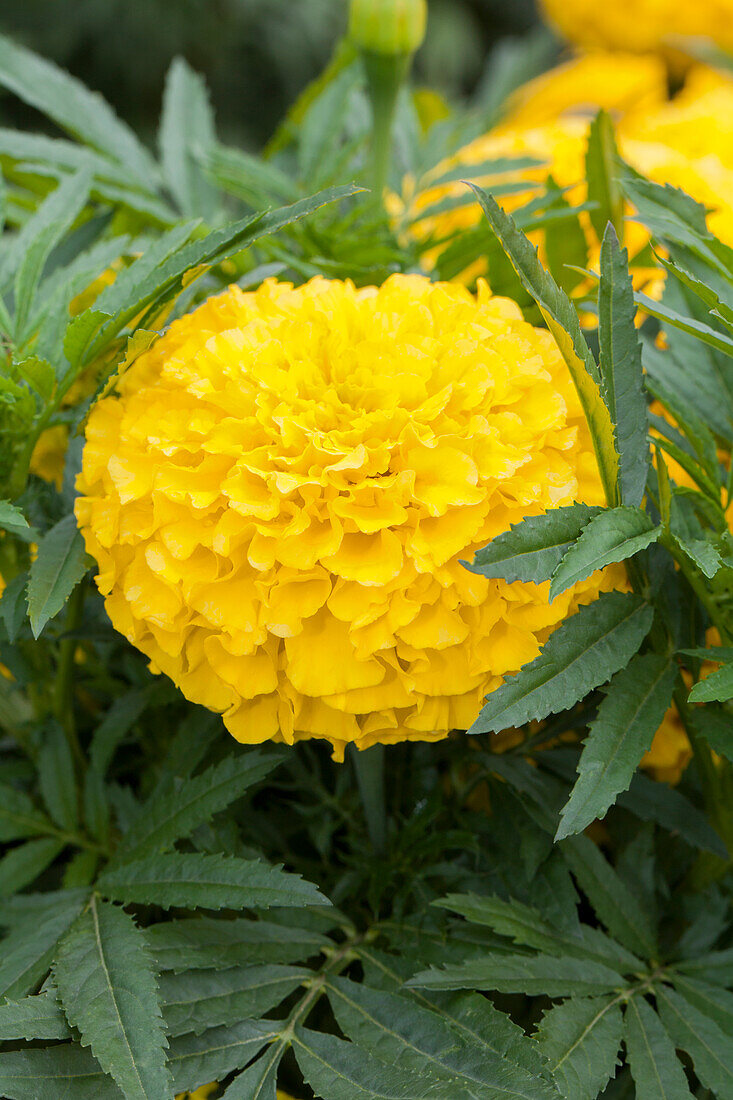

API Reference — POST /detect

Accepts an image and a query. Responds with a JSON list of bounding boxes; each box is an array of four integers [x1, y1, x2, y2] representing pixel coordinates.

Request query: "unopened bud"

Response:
[[349, 0, 427, 57]]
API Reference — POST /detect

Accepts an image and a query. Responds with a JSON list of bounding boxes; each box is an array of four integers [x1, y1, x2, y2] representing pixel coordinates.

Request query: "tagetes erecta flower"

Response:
[[539, 0, 733, 62], [176, 1085, 218, 1100], [76, 275, 620, 759]]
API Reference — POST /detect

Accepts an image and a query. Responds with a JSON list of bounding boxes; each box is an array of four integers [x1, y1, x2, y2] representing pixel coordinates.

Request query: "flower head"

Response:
[[77, 275, 617, 759]]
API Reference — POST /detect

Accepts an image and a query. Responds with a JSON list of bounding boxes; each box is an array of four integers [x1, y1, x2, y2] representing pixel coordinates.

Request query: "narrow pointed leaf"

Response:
[[0, 890, 87, 1000], [688, 662, 733, 703], [409, 954, 625, 997], [27, 515, 87, 638], [556, 653, 677, 840], [160, 964, 309, 1037], [656, 986, 733, 1098], [0, 990, 71, 1041], [597, 224, 649, 506], [0, 836, 65, 896], [536, 995, 623, 1100], [624, 996, 694, 1100], [549, 508, 659, 600], [586, 110, 624, 242], [469, 184, 619, 505], [467, 504, 602, 583], [97, 852, 328, 911], [147, 915, 328, 971], [54, 896, 171, 1100], [169, 1019, 275, 1094], [470, 593, 653, 734], [159, 57, 217, 218], [0, 1046, 122, 1100]]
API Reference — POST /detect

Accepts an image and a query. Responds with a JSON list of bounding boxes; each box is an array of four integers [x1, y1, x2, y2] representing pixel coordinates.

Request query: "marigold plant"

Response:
[[76, 274, 617, 758]]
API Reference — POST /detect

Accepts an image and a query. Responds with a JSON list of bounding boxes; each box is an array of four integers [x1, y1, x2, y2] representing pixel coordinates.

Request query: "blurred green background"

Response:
[[0, 0, 544, 146]]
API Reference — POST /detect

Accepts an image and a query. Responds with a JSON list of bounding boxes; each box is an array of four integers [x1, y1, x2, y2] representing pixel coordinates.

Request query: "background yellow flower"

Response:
[[77, 274, 618, 758], [539, 0, 733, 61]]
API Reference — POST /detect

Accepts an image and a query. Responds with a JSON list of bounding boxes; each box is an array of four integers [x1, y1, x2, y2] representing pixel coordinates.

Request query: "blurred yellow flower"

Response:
[[539, 0, 733, 61], [77, 275, 618, 759], [399, 57, 733, 282], [641, 705, 692, 783], [175, 1085, 217, 1100]]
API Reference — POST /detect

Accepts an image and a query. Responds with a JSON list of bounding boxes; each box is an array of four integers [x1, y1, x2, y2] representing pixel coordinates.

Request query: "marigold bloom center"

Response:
[[76, 275, 615, 758]]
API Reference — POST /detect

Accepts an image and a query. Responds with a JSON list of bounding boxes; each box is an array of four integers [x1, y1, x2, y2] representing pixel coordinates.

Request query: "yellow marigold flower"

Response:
[[176, 1085, 218, 1100], [641, 705, 692, 784], [76, 275, 619, 759], [539, 0, 733, 61]]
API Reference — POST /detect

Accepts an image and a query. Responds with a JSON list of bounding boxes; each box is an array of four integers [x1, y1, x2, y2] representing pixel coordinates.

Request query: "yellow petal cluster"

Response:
[[539, 0, 733, 61], [176, 1085, 218, 1100], [641, 707, 692, 783], [399, 57, 733, 280], [76, 274, 618, 759]]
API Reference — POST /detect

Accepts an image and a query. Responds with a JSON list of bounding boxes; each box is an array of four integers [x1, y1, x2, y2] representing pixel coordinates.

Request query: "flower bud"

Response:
[[349, 0, 427, 57]]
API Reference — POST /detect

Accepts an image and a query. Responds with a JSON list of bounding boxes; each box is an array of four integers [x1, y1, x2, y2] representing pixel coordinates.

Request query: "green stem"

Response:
[[362, 51, 410, 198], [352, 743, 388, 856], [53, 579, 86, 771]]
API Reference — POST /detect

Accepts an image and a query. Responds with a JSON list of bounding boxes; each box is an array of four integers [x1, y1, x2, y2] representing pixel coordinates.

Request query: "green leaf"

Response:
[[562, 835, 657, 959], [466, 504, 602, 584], [0, 989, 71, 1041], [27, 515, 87, 638], [0, 31, 158, 190], [469, 184, 619, 506], [624, 995, 694, 1099], [160, 964, 309, 1037], [88, 688, 151, 775], [688, 663, 733, 703], [54, 896, 171, 1100], [470, 593, 653, 735], [636, 290, 733, 357], [597, 224, 649, 507], [0, 890, 86, 1000], [0, 571, 29, 642], [327, 976, 558, 1100], [616, 773, 727, 857], [0, 836, 65, 896], [556, 654, 677, 840], [147, 915, 329, 971], [672, 534, 723, 580], [409, 953, 625, 997], [38, 720, 78, 831], [97, 852, 328, 911], [687, 706, 733, 760], [169, 1019, 275, 1095], [536, 995, 623, 1100], [0, 782, 54, 842], [0, 500, 31, 536], [12, 169, 93, 339], [671, 974, 733, 1037], [218, 1052, 280, 1099], [673, 948, 733, 986], [294, 1026, 459, 1100], [0, 1046, 122, 1100], [549, 507, 659, 600], [656, 986, 733, 1098], [159, 57, 217, 219], [115, 751, 280, 863], [586, 110, 624, 242]]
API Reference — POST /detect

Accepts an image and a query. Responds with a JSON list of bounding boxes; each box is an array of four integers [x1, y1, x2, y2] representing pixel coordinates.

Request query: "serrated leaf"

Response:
[[0, 890, 86, 1000], [549, 507, 659, 600], [687, 706, 733, 760], [562, 835, 657, 959], [616, 773, 727, 857], [159, 57, 217, 218], [0, 500, 31, 536], [115, 751, 280, 863], [54, 896, 171, 1100], [161, 964, 308, 1037], [0, 31, 158, 189], [586, 110, 624, 242], [218, 1051, 280, 1099], [169, 1019, 275, 1094], [409, 953, 625, 997], [624, 995, 694, 1100], [470, 593, 653, 735], [688, 662, 733, 703], [27, 514, 87, 638], [0, 571, 29, 642], [656, 986, 733, 1098], [147, 915, 329, 971], [466, 504, 602, 583], [0, 989, 71, 1041], [97, 852, 328, 911], [469, 184, 619, 506], [672, 534, 723, 580], [0, 836, 65, 896], [294, 1026, 459, 1100], [597, 225, 649, 507], [671, 974, 733, 1036], [536, 995, 623, 1100], [0, 1045, 122, 1100], [556, 653, 677, 840], [38, 720, 78, 831], [326, 976, 557, 1100], [673, 948, 733, 986]]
